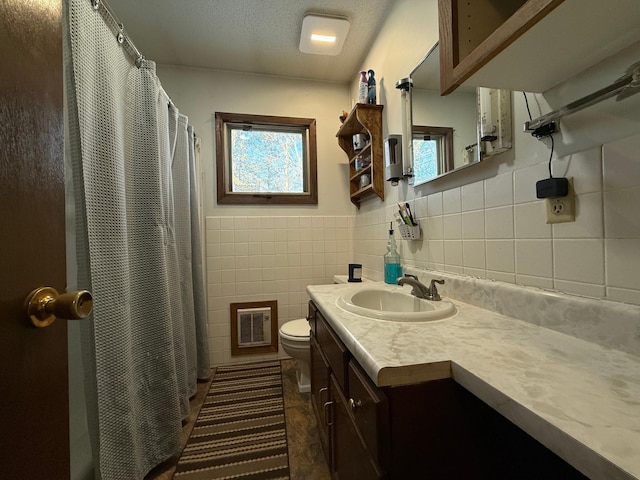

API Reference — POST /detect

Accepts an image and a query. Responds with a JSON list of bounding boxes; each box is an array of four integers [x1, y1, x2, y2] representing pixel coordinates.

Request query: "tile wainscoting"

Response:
[[205, 215, 354, 366]]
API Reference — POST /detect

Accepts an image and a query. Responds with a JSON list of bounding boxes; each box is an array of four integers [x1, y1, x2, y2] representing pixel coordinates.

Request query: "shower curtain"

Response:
[[64, 0, 210, 478]]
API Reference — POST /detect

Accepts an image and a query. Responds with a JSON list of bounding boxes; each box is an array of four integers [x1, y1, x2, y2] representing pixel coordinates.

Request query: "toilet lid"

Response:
[[281, 319, 310, 338]]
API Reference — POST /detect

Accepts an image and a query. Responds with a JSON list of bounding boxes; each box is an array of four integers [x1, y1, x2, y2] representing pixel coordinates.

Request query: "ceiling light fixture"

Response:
[[310, 33, 337, 43], [299, 13, 350, 56]]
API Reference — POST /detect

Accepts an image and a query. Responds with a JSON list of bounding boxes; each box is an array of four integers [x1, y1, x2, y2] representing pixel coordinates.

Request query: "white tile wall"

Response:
[[203, 134, 640, 367], [462, 210, 485, 239], [462, 181, 484, 211], [486, 240, 515, 274], [354, 133, 640, 307], [484, 171, 513, 208], [485, 206, 514, 239], [205, 215, 354, 366]]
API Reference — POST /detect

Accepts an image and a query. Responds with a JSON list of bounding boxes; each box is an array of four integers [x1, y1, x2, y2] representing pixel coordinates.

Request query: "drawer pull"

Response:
[[349, 398, 363, 412], [319, 387, 328, 404], [323, 401, 334, 426]]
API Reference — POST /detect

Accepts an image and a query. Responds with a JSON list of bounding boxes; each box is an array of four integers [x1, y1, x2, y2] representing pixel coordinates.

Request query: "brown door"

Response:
[[0, 1, 69, 478]]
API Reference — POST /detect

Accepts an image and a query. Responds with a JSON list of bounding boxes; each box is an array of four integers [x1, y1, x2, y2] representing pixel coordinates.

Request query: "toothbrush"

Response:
[[405, 203, 416, 225], [398, 203, 413, 226]]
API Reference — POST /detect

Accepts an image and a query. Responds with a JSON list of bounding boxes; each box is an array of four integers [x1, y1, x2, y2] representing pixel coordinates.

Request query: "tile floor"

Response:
[[281, 359, 331, 480], [145, 359, 330, 480]]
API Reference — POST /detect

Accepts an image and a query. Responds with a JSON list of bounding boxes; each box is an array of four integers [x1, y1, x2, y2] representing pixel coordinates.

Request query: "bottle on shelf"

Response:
[[358, 70, 368, 104], [367, 69, 376, 104], [384, 222, 402, 284]]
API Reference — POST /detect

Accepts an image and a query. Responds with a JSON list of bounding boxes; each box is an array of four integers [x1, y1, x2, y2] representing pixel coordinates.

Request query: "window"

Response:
[[215, 112, 317, 204], [412, 126, 454, 186]]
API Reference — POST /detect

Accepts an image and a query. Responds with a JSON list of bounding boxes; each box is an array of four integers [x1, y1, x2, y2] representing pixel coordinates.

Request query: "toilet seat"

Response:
[[280, 318, 310, 341]]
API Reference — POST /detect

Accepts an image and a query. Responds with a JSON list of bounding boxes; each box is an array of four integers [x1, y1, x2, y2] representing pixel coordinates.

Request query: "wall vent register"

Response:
[[230, 300, 278, 355], [237, 307, 271, 347]]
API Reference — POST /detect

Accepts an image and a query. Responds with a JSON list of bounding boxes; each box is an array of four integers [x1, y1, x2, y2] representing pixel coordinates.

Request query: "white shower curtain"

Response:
[[64, 0, 209, 478]]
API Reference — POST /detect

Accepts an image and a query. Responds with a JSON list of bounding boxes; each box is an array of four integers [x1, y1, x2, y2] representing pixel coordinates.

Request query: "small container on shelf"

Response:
[[398, 222, 421, 240], [352, 133, 369, 151], [354, 154, 371, 171], [359, 174, 371, 189]]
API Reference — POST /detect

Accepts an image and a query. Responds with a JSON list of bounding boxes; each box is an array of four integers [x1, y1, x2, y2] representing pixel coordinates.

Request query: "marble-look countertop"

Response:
[[307, 282, 640, 480]]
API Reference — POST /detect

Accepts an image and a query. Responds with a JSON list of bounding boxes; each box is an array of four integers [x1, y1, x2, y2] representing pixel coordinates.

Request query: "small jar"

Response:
[[359, 174, 371, 189]]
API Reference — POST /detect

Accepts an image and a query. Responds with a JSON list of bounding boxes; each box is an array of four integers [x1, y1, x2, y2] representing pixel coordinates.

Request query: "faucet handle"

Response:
[[428, 279, 445, 301]]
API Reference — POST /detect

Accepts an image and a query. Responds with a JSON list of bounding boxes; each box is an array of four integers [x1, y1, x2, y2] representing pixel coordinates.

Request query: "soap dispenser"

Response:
[[384, 222, 402, 284]]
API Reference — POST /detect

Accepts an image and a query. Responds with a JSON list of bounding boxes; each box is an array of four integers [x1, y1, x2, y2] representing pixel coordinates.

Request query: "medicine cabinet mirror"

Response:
[[408, 42, 480, 186]]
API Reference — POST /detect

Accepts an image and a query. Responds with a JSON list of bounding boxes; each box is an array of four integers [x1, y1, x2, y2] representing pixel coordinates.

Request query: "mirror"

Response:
[[408, 43, 480, 186]]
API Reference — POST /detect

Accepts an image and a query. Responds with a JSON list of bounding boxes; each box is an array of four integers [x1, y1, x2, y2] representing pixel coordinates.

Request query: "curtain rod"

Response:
[[90, 0, 145, 68], [524, 59, 640, 134]]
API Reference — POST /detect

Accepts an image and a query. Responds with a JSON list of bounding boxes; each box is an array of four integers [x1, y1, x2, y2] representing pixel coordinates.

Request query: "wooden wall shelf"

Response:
[[336, 104, 384, 208]]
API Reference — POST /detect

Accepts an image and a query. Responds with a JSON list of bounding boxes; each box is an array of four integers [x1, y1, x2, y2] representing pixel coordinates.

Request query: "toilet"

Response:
[[279, 318, 311, 393]]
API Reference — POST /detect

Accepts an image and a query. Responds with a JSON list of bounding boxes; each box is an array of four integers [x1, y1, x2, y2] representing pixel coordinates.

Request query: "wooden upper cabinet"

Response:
[[438, 0, 640, 95]]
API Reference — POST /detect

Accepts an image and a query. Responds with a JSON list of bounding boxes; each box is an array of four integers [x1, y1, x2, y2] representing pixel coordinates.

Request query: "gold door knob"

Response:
[[24, 287, 93, 328]]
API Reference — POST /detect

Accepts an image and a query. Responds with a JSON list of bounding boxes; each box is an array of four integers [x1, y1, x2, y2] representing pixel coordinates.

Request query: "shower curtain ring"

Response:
[[117, 24, 124, 44], [91, 0, 99, 10], [135, 55, 145, 68]]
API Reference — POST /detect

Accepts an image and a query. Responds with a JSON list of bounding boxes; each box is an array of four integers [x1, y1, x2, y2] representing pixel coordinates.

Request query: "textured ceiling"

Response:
[[105, 0, 395, 83]]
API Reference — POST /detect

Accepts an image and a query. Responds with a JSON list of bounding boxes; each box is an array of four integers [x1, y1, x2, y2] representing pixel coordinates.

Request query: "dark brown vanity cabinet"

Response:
[[309, 334, 331, 467], [308, 301, 589, 479], [309, 301, 384, 478]]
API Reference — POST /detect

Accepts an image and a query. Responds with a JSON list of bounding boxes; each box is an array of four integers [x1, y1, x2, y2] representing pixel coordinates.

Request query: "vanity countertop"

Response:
[[307, 282, 640, 480]]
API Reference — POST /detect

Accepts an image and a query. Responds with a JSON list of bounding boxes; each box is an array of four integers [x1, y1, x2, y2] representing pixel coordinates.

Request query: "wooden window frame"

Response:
[[215, 112, 318, 205]]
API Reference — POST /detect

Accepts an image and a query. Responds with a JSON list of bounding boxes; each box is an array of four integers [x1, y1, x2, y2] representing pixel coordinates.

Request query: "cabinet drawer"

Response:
[[315, 310, 349, 392], [347, 360, 390, 469]]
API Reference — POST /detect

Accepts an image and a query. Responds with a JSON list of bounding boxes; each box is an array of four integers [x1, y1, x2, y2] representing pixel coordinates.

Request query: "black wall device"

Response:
[[536, 177, 569, 198]]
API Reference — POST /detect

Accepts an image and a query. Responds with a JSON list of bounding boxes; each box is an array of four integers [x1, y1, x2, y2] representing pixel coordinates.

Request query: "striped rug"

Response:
[[174, 361, 290, 480]]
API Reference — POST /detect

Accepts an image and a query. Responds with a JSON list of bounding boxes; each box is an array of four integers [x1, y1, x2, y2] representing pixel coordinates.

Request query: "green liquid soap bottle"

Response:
[[384, 222, 402, 284]]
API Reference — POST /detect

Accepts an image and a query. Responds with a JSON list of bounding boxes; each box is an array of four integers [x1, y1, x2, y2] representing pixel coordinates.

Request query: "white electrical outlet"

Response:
[[545, 178, 575, 224]]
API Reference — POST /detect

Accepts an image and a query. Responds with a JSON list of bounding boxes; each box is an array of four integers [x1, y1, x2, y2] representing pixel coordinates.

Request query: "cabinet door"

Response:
[[331, 375, 382, 480], [310, 334, 332, 469], [315, 309, 349, 391], [347, 360, 389, 470]]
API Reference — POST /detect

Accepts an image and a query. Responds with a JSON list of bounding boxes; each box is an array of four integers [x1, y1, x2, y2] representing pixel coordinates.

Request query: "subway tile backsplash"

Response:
[[355, 133, 640, 307]]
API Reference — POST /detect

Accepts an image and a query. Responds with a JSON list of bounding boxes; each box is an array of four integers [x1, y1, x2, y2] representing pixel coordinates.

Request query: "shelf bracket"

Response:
[[524, 59, 640, 135]]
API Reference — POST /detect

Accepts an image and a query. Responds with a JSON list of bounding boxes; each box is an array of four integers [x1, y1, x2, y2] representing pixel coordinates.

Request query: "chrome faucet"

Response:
[[397, 274, 445, 301]]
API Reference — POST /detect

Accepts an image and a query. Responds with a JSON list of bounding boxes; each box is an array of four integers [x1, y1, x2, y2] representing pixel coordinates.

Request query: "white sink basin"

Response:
[[336, 287, 456, 322]]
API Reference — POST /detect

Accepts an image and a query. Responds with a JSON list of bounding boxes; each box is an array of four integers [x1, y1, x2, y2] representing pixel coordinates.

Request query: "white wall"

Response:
[[156, 66, 354, 217], [353, 1, 640, 306], [350, 0, 440, 136]]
